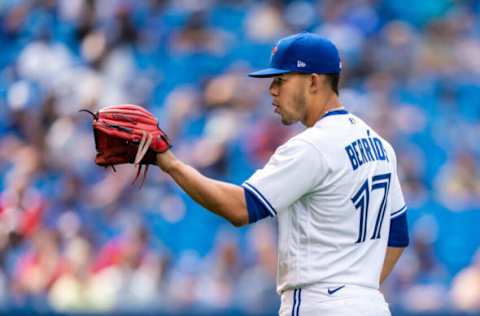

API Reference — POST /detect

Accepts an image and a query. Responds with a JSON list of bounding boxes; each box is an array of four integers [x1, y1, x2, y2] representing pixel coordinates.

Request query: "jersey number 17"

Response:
[[351, 173, 391, 243]]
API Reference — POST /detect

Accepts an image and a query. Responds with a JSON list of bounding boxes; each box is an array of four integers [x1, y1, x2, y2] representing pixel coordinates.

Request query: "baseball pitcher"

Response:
[[85, 32, 409, 316]]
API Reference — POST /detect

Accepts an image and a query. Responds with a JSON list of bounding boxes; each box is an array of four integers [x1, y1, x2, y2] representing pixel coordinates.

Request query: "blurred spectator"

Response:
[[193, 229, 241, 309], [170, 10, 230, 56], [396, 145, 429, 208], [435, 150, 480, 210], [451, 249, 480, 311], [384, 216, 449, 312], [12, 229, 65, 306], [48, 235, 93, 311], [246, 117, 292, 167], [92, 222, 150, 273], [236, 221, 278, 313], [86, 221, 164, 311], [244, 2, 288, 42]]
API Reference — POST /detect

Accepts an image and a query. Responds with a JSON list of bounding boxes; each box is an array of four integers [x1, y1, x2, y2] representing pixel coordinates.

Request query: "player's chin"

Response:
[[280, 116, 295, 126], [276, 110, 296, 125]]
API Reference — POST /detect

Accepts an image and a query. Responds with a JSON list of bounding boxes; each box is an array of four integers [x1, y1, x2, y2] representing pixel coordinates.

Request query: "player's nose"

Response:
[[269, 81, 279, 97]]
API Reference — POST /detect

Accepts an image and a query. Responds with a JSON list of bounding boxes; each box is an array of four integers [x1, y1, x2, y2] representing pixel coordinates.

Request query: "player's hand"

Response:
[[81, 104, 172, 185]]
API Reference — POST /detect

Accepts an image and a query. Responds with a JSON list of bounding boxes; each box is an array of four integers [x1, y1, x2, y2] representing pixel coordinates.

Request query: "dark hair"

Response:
[[326, 73, 340, 95]]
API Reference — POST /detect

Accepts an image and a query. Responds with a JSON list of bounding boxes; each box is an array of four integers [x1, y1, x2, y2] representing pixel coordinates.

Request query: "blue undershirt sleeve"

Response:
[[388, 211, 409, 247], [244, 188, 273, 224]]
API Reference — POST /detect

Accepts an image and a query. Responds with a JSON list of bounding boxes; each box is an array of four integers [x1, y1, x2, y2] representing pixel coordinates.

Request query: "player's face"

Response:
[[269, 74, 308, 125]]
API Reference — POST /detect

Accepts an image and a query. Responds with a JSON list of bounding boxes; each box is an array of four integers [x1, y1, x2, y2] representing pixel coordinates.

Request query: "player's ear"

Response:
[[309, 73, 323, 94]]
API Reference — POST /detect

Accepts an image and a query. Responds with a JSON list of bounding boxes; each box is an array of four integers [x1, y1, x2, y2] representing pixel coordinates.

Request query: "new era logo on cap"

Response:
[[297, 60, 306, 68]]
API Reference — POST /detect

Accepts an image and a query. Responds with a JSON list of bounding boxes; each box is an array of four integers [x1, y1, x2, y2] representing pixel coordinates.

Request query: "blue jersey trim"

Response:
[[321, 109, 349, 119], [244, 188, 272, 223], [388, 211, 409, 247], [242, 182, 277, 216], [391, 205, 407, 219]]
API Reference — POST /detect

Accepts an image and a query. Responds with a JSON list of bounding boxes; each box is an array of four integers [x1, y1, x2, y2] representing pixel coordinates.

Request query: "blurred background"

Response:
[[0, 0, 480, 315]]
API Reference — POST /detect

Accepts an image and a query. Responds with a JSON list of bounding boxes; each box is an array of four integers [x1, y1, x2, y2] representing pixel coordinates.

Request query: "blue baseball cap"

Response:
[[248, 32, 341, 78]]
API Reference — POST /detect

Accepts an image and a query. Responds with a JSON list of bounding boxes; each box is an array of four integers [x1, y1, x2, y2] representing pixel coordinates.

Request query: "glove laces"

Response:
[[131, 131, 154, 187]]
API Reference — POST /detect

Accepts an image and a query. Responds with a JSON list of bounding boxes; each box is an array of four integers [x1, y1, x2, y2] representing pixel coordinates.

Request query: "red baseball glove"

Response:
[[81, 104, 171, 185]]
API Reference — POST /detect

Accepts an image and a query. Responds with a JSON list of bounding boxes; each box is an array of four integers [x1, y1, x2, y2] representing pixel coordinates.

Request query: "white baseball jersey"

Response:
[[242, 109, 406, 294]]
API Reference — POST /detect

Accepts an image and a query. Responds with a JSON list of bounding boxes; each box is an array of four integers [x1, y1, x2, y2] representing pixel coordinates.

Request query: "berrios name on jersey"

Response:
[[345, 130, 389, 170]]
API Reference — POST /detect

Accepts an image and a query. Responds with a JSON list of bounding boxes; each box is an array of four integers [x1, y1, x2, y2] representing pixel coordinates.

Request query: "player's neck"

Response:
[[304, 93, 343, 127]]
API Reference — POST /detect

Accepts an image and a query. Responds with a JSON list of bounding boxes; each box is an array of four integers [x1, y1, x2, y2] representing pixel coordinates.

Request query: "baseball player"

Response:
[[156, 32, 409, 315]]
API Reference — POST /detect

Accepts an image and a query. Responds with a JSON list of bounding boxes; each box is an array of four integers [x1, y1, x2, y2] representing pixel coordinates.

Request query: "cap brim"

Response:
[[248, 68, 291, 78]]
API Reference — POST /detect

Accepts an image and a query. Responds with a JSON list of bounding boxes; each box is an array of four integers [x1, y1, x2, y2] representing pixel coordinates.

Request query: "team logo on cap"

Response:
[[272, 45, 278, 55], [270, 44, 279, 63]]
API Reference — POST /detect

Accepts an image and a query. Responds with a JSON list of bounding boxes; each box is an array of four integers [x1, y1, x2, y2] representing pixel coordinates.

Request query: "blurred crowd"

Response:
[[0, 0, 480, 314]]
